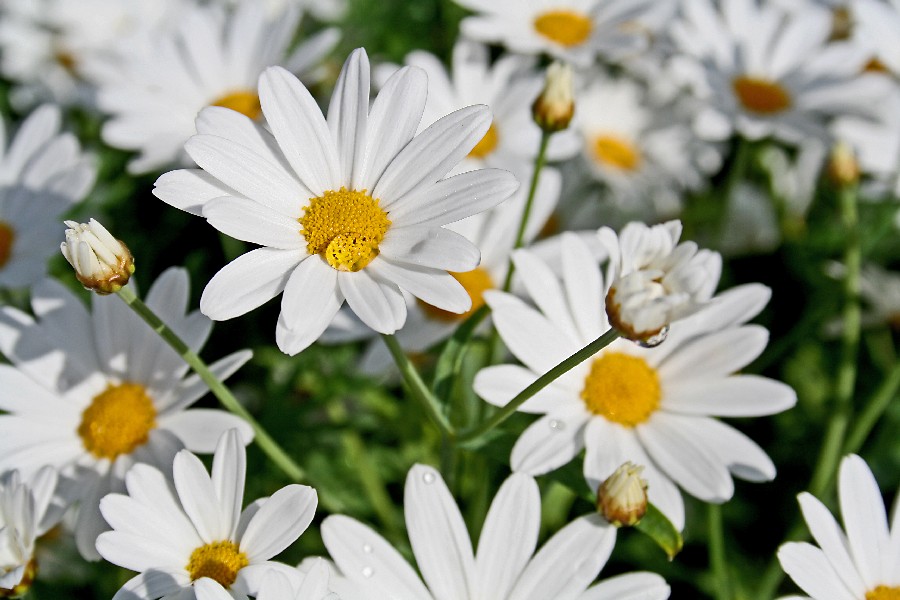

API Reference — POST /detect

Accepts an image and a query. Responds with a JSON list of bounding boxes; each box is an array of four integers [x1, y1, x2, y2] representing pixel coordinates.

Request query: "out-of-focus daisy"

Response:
[[778, 454, 900, 599], [154, 48, 518, 355], [0, 467, 62, 596], [195, 559, 340, 600], [323, 464, 670, 600], [375, 40, 579, 171], [0, 269, 253, 559], [474, 233, 796, 528], [97, 429, 319, 600], [671, 0, 888, 145], [0, 104, 95, 290], [214, 0, 348, 22], [99, 0, 339, 174], [831, 91, 900, 198], [854, 0, 900, 77], [454, 0, 659, 67]]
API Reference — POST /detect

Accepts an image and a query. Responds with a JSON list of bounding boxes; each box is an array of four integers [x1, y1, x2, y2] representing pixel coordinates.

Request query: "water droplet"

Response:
[[422, 471, 436, 484], [549, 419, 565, 431], [637, 325, 669, 348], [362, 566, 374, 578], [362, 543, 373, 554]]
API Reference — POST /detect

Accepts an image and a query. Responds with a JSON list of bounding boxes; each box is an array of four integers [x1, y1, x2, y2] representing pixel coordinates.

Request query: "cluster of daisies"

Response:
[[0, 0, 899, 598]]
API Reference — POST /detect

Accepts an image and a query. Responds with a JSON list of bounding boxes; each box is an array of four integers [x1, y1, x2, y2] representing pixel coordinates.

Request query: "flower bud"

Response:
[[60, 219, 134, 295], [532, 62, 574, 133], [827, 140, 859, 187], [597, 462, 648, 527], [0, 558, 37, 598]]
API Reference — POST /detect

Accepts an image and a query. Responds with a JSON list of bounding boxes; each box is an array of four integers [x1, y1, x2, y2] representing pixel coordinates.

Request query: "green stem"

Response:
[[708, 504, 733, 600], [115, 286, 306, 483], [844, 356, 900, 454], [382, 333, 454, 437], [460, 328, 620, 443]]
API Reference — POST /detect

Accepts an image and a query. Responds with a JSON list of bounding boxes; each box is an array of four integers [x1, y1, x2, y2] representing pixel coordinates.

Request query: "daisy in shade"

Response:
[[0, 104, 95, 290], [778, 454, 900, 599], [194, 559, 340, 600], [670, 0, 889, 145], [473, 232, 796, 529], [154, 48, 519, 356], [322, 464, 670, 600], [97, 429, 319, 600], [98, 0, 339, 174], [453, 0, 659, 68], [0, 269, 253, 559]]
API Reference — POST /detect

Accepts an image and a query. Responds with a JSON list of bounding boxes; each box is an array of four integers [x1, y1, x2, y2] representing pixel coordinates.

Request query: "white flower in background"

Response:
[[154, 48, 519, 356], [60, 219, 135, 295], [760, 139, 828, 224], [0, 467, 62, 596], [213, 0, 348, 22], [323, 465, 670, 600], [97, 429, 319, 600], [195, 559, 340, 600], [831, 91, 900, 198], [0, 104, 95, 290], [99, 0, 339, 174], [474, 233, 796, 529], [671, 0, 889, 145], [778, 454, 900, 599], [0, 269, 253, 560], [376, 41, 580, 171], [0, 0, 180, 108], [854, 0, 900, 78], [453, 0, 659, 67], [600, 220, 721, 342]]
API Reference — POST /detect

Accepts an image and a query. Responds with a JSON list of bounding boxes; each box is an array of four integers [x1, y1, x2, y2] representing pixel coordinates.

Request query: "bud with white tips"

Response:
[[827, 140, 859, 187], [60, 219, 134, 295], [533, 62, 575, 133], [597, 461, 648, 527]]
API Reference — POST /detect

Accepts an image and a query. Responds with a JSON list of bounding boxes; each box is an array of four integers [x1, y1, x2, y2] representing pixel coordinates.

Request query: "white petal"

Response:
[[194, 578, 233, 600], [339, 269, 405, 334], [240, 485, 317, 562], [797, 492, 866, 597], [160, 411, 255, 455], [579, 572, 671, 600], [513, 248, 579, 342], [328, 48, 370, 188], [202, 196, 306, 249], [212, 429, 247, 540], [200, 248, 302, 321], [657, 326, 768, 379], [280, 255, 342, 334], [561, 233, 605, 342], [511, 408, 589, 476], [777, 542, 858, 600], [663, 375, 797, 417], [173, 449, 225, 542], [96, 530, 186, 573], [474, 365, 578, 414], [839, 454, 890, 588], [368, 259, 470, 313], [379, 226, 481, 272], [111, 571, 191, 600]]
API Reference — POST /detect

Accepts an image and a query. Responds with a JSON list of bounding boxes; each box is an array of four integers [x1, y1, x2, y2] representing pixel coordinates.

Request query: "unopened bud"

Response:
[[532, 62, 574, 133], [60, 219, 134, 294], [597, 462, 648, 527], [827, 141, 859, 187]]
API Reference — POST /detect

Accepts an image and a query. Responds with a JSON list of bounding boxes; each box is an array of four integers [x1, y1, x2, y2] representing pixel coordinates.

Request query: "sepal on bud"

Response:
[[533, 62, 575, 133], [60, 219, 135, 295]]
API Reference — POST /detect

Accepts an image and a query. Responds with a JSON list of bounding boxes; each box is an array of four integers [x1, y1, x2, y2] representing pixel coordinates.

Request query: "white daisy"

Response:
[[214, 0, 348, 22], [473, 232, 796, 529], [854, 0, 900, 77], [97, 429, 319, 600], [154, 48, 519, 356], [777, 454, 900, 599], [0, 104, 95, 290], [0, 268, 253, 559], [453, 0, 660, 68], [0, 466, 63, 595], [322, 464, 670, 600], [98, 0, 339, 174], [671, 0, 889, 145]]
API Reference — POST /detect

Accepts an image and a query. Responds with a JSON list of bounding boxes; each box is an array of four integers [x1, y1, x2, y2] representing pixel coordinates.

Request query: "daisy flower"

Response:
[[778, 454, 900, 599], [98, 0, 339, 174], [453, 0, 660, 68], [97, 429, 319, 600], [0, 104, 95, 290], [854, 0, 900, 77], [671, 0, 889, 145], [0, 466, 62, 595], [0, 269, 253, 559], [154, 48, 519, 356], [473, 233, 796, 529], [322, 464, 670, 600]]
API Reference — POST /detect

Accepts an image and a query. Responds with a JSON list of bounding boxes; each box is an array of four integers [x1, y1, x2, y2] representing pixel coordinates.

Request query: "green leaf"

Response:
[[634, 502, 684, 560]]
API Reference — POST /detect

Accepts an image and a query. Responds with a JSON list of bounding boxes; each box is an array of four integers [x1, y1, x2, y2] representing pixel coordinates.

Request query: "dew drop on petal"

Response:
[[549, 419, 565, 431], [362, 544, 373, 554], [362, 566, 374, 578], [422, 471, 436, 484], [637, 326, 669, 348]]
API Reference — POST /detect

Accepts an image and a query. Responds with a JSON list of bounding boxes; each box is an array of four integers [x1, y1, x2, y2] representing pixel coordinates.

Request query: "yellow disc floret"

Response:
[[581, 352, 661, 426], [468, 123, 499, 159], [300, 187, 392, 272], [78, 383, 156, 459], [593, 134, 641, 171], [867, 586, 900, 600], [419, 267, 493, 322], [186, 541, 249, 588], [212, 89, 262, 120], [0, 221, 14, 269], [732, 76, 792, 115], [534, 10, 593, 47]]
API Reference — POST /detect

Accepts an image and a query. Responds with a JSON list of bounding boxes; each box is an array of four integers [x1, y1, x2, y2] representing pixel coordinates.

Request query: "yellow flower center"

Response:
[[732, 76, 792, 115], [867, 586, 900, 600], [419, 267, 493, 322], [0, 221, 14, 269], [77, 383, 157, 460], [581, 352, 661, 426], [299, 187, 392, 272], [186, 541, 249, 589], [533, 10, 593, 47], [592, 134, 641, 171], [54, 50, 77, 74], [211, 89, 262, 120], [468, 123, 499, 160], [830, 6, 852, 41]]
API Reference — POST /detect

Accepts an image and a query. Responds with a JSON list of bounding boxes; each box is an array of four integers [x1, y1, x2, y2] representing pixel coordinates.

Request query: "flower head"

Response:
[[61, 219, 134, 295], [597, 461, 648, 527]]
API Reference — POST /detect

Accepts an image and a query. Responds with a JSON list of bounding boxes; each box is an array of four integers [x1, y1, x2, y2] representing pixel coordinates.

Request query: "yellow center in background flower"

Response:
[[732, 76, 792, 115], [867, 586, 900, 600], [78, 383, 157, 459], [0, 221, 15, 269], [593, 134, 641, 171], [581, 352, 661, 426], [212, 89, 263, 120], [468, 123, 499, 160], [533, 10, 593, 47], [186, 541, 248, 588], [420, 267, 493, 322]]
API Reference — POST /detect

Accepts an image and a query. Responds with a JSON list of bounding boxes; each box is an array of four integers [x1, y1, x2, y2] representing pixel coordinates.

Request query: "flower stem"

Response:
[[844, 355, 900, 454], [460, 328, 620, 443], [115, 286, 306, 483], [708, 504, 733, 600], [382, 333, 454, 437]]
